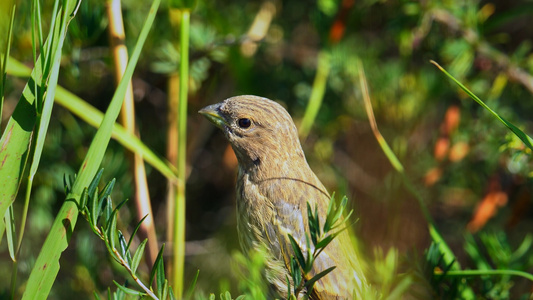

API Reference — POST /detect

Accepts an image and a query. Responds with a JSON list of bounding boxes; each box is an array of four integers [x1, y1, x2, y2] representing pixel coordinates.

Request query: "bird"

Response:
[[199, 95, 367, 299]]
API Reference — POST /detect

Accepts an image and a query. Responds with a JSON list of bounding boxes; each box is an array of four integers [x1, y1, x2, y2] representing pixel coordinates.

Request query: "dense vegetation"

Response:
[[1, 0, 533, 298]]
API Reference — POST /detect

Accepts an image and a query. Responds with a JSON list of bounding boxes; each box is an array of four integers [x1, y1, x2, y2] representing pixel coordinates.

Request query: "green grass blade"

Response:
[[0, 74, 38, 237], [5, 58, 179, 183], [28, 26, 65, 181], [440, 269, 533, 282], [22, 0, 161, 298], [5, 205, 16, 261], [298, 51, 330, 140], [16, 0, 70, 259], [6, 56, 35, 76], [431, 60, 533, 151], [54, 87, 179, 181], [0, 16, 42, 241], [0, 4, 16, 126], [69, 0, 160, 196]]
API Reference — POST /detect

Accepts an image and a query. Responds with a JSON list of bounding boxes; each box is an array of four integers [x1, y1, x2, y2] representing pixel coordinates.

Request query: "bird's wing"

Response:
[[263, 175, 366, 299]]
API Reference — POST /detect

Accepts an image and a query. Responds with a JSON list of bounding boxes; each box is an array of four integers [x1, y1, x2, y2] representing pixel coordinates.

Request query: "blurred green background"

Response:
[[2, 0, 533, 298]]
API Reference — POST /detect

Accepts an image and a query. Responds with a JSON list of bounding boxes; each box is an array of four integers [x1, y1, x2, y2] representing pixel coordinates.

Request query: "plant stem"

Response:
[[172, 8, 190, 298], [106, 0, 158, 267], [438, 269, 533, 282], [113, 249, 159, 299]]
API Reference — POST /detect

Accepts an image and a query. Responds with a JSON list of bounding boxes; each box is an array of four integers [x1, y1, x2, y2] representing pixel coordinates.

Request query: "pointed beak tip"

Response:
[[199, 104, 226, 128]]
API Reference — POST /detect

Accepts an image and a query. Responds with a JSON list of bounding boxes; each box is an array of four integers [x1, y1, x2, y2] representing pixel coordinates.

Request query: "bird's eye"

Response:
[[238, 118, 251, 128]]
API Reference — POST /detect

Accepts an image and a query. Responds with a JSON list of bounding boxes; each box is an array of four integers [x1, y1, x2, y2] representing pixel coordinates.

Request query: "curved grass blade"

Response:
[[6, 58, 179, 183], [431, 60, 533, 151]]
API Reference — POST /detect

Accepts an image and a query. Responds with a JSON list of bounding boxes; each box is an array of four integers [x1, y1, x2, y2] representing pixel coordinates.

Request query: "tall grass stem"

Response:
[[172, 9, 190, 298]]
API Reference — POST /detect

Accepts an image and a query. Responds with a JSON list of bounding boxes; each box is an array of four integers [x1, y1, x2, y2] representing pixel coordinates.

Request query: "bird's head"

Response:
[[199, 95, 306, 170]]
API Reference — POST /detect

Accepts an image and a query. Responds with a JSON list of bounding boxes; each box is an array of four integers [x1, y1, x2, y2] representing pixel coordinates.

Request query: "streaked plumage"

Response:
[[199, 95, 367, 299]]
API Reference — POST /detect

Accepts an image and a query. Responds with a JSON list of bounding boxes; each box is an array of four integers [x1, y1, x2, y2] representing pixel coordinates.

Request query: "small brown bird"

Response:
[[200, 95, 367, 299]]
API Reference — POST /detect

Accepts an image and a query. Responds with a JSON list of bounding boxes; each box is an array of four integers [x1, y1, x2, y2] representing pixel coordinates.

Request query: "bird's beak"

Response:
[[199, 103, 227, 129]]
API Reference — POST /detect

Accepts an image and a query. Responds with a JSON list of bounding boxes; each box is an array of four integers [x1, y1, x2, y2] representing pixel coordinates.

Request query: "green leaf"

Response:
[[113, 281, 145, 296], [63, 173, 73, 195], [220, 291, 231, 300], [304, 266, 336, 291], [106, 211, 118, 250], [286, 275, 292, 299], [98, 178, 116, 205], [99, 181, 118, 226], [79, 188, 89, 211], [127, 214, 148, 253], [91, 188, 99, 227], [342, 209, 354, 227], [314, 203, 320, 234], [88, 169, 104, 196], [150, 244, 166, 289], [103, 196, 113, 226], [307, 202, 318, 246], [510, 234, 533, 262], [288, 234, 306, 270], [161, 279, 169, 300], [115, 283, 127, 300], [323, 193, 336, 233], [291, 256, 302, 289], [315, 234, 336, 250], [304, 234, 313, 273], [156, 250, 166, 298], [93, 291, 101, 300], [131, 239, 147, 274], [27, 1, 67, 192], [330, 196, 347, 228], [0, 4, 16, 124], [118, 231, 129, 263], [184, 269, 200, 299], [5, 205, 16, 261], [169, 287, 177, 300]]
